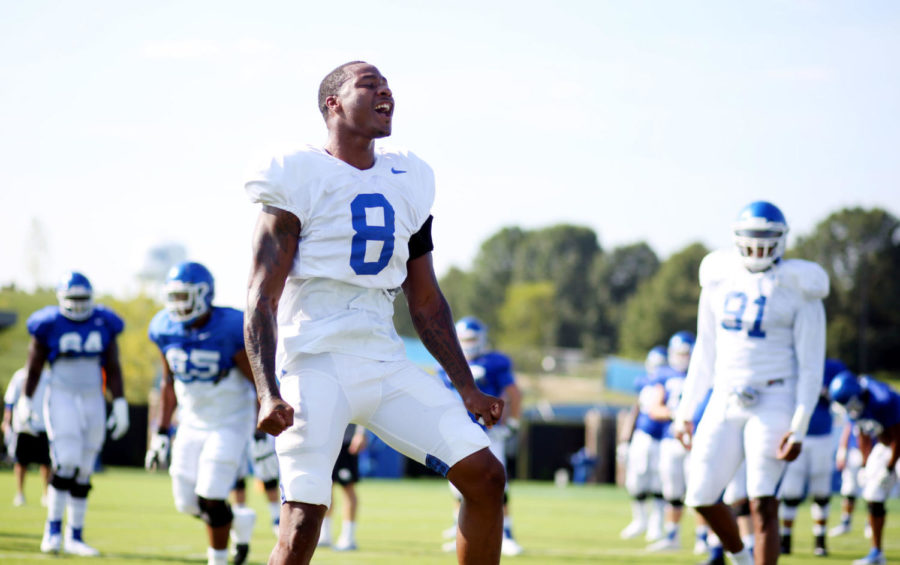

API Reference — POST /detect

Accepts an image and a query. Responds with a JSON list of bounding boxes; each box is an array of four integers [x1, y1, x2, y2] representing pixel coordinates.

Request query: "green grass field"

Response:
[[1, 467, 897, 564]]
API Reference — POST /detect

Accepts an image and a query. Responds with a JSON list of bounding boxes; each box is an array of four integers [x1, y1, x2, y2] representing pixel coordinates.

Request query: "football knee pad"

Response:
[[233, 478, 246, 491], [503, 491, 509, 506], [782, 497, 803, 508], [653, 491, 664, 500], [811, 497, 830, 521], [868, 501, 886, 518], [733, 500, 751, 517], [197, 497, 234, 528], [50, 472, 76, 492], [263, 478, 279, 491], [69, 481, 92, 499], [635, 492, 648, 501], [666, 499, 684, 509]]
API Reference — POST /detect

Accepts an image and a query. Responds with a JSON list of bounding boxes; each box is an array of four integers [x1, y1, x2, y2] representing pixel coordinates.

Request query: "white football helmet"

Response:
[[56, 271, 94, 321], [732, 201, 789, 272], [455, 316, 488, 361], [164, 261, 214, 324], [667, 331, 695, 373]]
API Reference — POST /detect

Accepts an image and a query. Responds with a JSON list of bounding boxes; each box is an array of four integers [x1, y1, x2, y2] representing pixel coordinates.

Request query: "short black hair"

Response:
[[318, 61, 366, 121]]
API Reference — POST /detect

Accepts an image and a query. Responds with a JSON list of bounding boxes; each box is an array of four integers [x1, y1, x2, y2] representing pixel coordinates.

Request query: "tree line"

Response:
[[394, 207, 900, 376]]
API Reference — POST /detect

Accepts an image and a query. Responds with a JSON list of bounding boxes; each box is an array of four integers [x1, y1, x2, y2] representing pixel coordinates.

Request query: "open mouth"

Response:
[[375, 101, 393, 117]]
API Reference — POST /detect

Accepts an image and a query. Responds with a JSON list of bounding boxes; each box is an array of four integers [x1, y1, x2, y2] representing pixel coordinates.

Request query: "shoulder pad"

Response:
[[95, 305, 125, 333], [698, 249, 740, 288], [777, 259, 829, 299], [26, 306, 60, 336], [482, 351, 513, 372]]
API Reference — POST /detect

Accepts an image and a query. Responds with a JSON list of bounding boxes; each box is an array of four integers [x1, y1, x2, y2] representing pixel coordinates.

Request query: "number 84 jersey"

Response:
[[244, 145, 435, 363], [694, 249, 829, 388]]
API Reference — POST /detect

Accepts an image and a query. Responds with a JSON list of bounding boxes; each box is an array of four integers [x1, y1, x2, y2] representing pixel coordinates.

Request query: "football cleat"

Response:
[[501, 536, 524, 556], [442, 539, 456, 553], [442, 524, 458, 539], [40, 531, 61, 554], [828, 522, 851, 537], [620, 520, 647, 540], [814, 534, 827, 557], [852, 548, 886, 565], [647, 536, 680, 552], [64, 533, 100, 557], [334, 538, 358, 551], [693, 538, 709, 555], [232, 543, 249, 565], [13, 493, 25, 507], [779, 533, 791, 555]]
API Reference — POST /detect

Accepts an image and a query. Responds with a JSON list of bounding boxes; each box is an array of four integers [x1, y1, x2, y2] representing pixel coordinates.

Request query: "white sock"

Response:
[[728, 546, 753, 565], [230, 506, 256, 544], [319, 517, 332, 544], [268, 501, 281, 525], [631, 500, 647, 524], [339, 520, 355, 542], [67, 495, 88, 530], [207, 547, 228, 565], [47, 486, 66, 522]]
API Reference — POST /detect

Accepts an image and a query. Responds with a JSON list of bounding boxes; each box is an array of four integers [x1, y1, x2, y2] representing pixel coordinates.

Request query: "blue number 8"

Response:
[[721, 291, 767, 338], [350, 193, 396, 275]]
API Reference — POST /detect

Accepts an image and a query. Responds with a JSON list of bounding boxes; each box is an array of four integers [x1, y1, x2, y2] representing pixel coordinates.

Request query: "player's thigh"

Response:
[[45, 386, 84, 468], [660, 438, 687, 500], [743, 405, 790, 499], [685, 399, 744, 507], [196, 425, 250, 499], [861, 443, 894, 502], [841, 448, 863, 496], [806, 435, 836, 497], [723, 461, 748, 505], [170, 426, 209, 484], [778, 449, 809, 500], [365, 360, 488, 477], [276, 358, 351, 507]]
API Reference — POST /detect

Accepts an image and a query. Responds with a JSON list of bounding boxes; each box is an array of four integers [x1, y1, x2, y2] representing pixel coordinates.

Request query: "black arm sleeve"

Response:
[[408, 215, 434, 260]]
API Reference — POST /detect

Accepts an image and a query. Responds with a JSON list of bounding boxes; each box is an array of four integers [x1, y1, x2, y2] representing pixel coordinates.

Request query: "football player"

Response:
[[244, 61, 505, 565], [829, 371, 900, 565], [145, 262, 257, 565], [777, 358, 847, 556], [16, 272, 130, 556], [829, 420, 869, 537], [620, 345, 668, 542], [232, 429, 282, 536], [437, 317, 524, 556], [3, 366, 51, 507], [674, 201, 828, 565], [646, 331, 694, 551]]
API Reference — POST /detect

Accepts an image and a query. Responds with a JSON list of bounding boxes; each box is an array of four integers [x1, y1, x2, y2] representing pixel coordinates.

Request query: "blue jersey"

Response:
[[853, 377, 900, 435], [633, 368, 668, 440], [650, 366, 686, 438], [27, 305, 124, 364], [148, 307, 245, 384], [438, 351, 515, 425], [807, 358, 847, 436]]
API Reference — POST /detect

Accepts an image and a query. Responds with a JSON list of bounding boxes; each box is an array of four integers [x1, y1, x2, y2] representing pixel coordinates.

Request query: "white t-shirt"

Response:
[[4, 368, 49, 433], [245, 144, 435, 369]]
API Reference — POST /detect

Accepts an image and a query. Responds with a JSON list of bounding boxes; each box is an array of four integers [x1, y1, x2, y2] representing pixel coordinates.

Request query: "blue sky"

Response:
[[2, 1, 899, 308]]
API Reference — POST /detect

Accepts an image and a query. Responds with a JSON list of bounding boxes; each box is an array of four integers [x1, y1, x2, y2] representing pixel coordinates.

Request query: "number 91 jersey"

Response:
[[698, 249, 828, 386], [244, 145, 435, 363], [148, 306, 254, 429]]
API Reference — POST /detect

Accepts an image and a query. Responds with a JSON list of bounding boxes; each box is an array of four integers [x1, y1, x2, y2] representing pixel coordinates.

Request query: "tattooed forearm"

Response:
[[411, 294, 473, 392]]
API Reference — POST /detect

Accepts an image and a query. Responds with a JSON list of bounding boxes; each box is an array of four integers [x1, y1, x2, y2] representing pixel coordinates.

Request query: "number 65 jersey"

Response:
[[244, 145, 435, 367], [676, 249, 828, 436], [148, 306, 254, 430]]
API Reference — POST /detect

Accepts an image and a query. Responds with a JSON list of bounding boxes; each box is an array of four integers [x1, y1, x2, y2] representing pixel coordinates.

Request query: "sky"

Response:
[[2, 1, 899, 308]]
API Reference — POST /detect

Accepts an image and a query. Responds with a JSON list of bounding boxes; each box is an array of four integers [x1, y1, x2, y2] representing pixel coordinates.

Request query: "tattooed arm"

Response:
[[245, 205, 300, 436], [401, 252, 504, 426]]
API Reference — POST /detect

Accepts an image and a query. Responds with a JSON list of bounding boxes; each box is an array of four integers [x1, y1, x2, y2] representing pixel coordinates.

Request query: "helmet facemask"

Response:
[[165, 280, 211, 324], [57, 287, 94, 321], [733, 225, 787, 272]]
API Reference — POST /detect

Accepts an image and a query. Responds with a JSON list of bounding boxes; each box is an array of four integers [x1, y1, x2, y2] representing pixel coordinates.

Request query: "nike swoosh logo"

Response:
[[391, 167, 407, 174]]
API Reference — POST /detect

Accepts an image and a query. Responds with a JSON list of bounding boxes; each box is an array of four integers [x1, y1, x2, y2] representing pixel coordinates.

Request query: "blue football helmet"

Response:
[[57, 271, 94, 321], [829, 370, 865, 419], [164, 261, 214, 324], [733, 201, 789, 272], [667, 331, 695, 373], [455, 316, 487, 360], [645, 345, 668, 374]]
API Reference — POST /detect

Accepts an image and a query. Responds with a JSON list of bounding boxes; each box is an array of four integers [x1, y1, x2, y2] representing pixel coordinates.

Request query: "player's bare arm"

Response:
[[402, 253, 504, 426], [776, 430, 803, 461], [245, 204, 299, 436], [101, 338, 125, 399], [23, 337, 49, 398], [156, 351, 178, 430]]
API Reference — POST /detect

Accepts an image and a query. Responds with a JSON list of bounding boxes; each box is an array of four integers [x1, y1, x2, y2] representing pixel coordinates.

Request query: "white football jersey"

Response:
[[173, 368, 256, 431], [677, 249, 828, 438], [245, 145, 435, 366]]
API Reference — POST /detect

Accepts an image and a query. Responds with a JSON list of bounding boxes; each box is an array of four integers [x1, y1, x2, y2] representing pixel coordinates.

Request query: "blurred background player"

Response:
[[145, 262, 257, 565], [828, 370, 900, 565], [438, 316, 523, 556], [646, 331, 694, 551], [619, 345, 667, 542], [777, 357, 847, 556], [232, 430, 281, 536], [3, 366, 51, 507], [318, 424, 367, 551], [674, 201, 828, 565], [16, 271, 130, 556], [829, 419, 869, 538]]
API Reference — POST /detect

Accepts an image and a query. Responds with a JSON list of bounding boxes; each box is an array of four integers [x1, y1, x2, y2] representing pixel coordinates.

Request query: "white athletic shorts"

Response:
[[44, 382, 106, 481], [170, 420, 253, 500], [625, 429, 661, 496], [861, 443, 900, 503], [840, 447, 864, 497], [779, 433, 835, 499], [660, 436, 689, 501], [686, 384, 793, 507], [276, 352, 490, 507], [723, 461, 748, 505]]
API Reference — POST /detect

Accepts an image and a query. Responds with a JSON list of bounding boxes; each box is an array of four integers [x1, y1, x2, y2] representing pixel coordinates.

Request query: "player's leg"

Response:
[[853, 443, 894, 565], [806, 435, 834, 556], [36, 431, 51, 506], [777, 449, 807, 555], [12, 433, 27, 505], [41, 384, 81, 553], [334, 483, 358, 550], [487, 425, 522, 556], [364, 357, 502, 565], [831, 445, 862, 537], [650, 437, 687, 551], [622, 430, 652, 539], [685, 395, 751, 564], [272, 355, 352, 565]]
